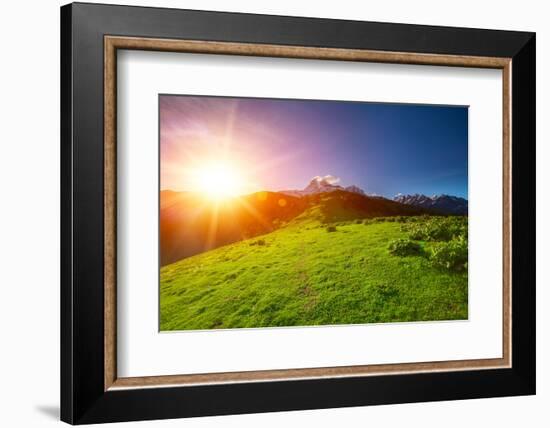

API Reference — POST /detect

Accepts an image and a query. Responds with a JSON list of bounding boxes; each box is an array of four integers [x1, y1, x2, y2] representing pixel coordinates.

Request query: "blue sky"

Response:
[[161, 95, 468, 199]]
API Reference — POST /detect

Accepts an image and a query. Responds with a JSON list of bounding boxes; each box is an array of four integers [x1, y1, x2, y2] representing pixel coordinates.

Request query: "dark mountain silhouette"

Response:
[[393, 194, 468, 215], [305, 190, 429, 223]]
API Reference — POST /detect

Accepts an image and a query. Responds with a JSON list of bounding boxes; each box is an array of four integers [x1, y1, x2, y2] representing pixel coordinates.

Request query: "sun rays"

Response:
[[160, 95, 306, 253], [191, 161, 245, 201]]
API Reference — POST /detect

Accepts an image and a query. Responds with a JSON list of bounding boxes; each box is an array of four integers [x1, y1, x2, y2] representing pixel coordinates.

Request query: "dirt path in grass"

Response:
[[294, 241, 318, 312]]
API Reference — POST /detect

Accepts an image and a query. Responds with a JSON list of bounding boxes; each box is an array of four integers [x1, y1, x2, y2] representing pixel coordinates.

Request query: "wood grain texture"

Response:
[[106, 36, 510, 68], [104, 37, 117, 391], [104, 35, 512, 390], [111, 357, 508, 389], [502, 62, 513, 367]]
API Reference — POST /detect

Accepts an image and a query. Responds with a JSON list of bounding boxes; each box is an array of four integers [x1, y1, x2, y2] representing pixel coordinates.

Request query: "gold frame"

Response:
[[104, 36, 512, 391]]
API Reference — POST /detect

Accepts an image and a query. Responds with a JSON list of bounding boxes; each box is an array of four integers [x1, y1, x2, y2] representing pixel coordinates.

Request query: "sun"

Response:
[[192, 161, 244, 200]]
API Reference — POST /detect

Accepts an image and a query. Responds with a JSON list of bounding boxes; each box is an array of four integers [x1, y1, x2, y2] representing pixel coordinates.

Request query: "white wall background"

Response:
[[0, 0, 545, 426]]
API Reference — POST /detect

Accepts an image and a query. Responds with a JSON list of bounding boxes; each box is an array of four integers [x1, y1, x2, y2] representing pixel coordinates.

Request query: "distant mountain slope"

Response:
[[298, 190, 429, 223], [160, 188, 430, 266], [393, 194, 468, 215]]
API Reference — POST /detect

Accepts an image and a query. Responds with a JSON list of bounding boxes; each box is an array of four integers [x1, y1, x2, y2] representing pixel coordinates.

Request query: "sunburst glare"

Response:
[[191, 161, 245, 201]]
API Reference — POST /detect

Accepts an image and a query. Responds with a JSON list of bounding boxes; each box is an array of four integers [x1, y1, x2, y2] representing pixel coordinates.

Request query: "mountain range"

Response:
[[393, 193, 468, 215], [160, 177, 469, 265], [281, 177, 468, 214]]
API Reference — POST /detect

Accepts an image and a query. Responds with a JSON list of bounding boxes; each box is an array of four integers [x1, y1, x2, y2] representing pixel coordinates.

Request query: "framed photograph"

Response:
[[61, 2, 535, 424]]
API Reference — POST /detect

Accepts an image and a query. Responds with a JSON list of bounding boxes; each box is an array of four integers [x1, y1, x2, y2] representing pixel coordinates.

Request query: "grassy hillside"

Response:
[[160, 189, 429, 266], [160, 215, 468, 331], [160, 191, 307, 265]]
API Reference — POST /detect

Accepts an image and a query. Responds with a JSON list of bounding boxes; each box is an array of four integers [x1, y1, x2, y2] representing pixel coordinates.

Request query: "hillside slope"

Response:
[[160, 189, 430, 266], [160, 217, 467, 331], [160, 191, 307, 266]]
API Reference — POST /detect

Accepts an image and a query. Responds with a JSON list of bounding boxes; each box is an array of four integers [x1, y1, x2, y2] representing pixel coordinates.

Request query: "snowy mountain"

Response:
[[279, 177, 466, 215], [393, 193, 468, 215], [281, 176, 368, 197], [303, 176, 342, 194]]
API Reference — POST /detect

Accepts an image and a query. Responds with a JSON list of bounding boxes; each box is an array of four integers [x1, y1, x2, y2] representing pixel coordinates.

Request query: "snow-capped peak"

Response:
[[280, 175, 367, 197]]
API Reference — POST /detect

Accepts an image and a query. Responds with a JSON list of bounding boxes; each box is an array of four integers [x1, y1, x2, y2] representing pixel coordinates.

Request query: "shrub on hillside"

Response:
[[249, 239, 266, 246], [326, 225, 337, 232], [399, 224, 411, 232], [429, 237, 468, 271], [406, 216, 467, 242], [387, 238, 422, 256]]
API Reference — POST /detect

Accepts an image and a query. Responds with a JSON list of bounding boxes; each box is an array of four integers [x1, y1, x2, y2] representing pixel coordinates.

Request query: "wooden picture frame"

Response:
[[61, 2, 535, 424]]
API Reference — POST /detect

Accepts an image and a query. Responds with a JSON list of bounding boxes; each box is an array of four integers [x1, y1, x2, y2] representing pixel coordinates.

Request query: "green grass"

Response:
[[160, 216, 468, 331]]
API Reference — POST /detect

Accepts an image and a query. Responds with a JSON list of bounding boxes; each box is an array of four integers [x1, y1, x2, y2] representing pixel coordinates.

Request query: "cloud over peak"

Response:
[[312, 175, 340, 185]]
